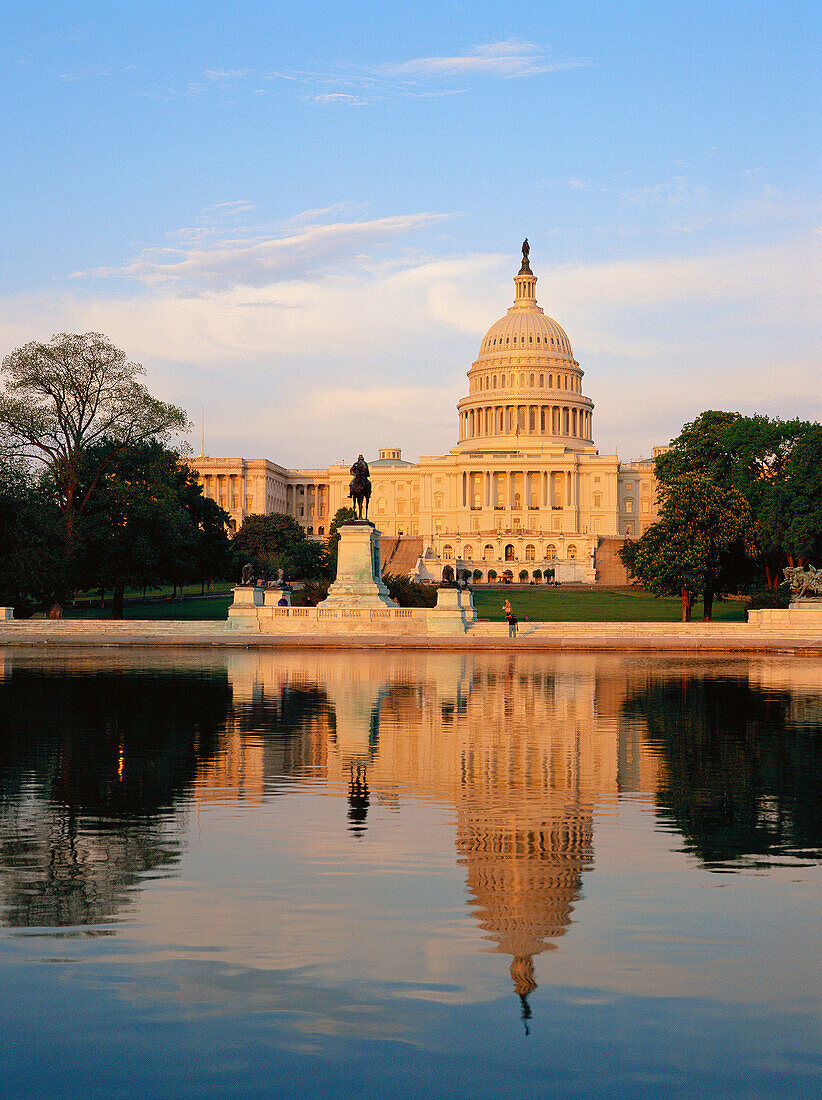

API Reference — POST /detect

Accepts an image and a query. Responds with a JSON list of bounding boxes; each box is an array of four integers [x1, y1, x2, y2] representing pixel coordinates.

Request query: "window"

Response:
[[641, 499, 650, 514], [488, 569, 498, 582], [626, 524, 633, 536], [505, 544, 515, 561], [442, 545, 454, 560], [435, 519, 443, 533], [463, 544, 474, 561], [567, 545, 577, 560], [377, 498, 386, 515], [625, 499, 634, 514], [434, 492, 443, 509], [593, 493, 602, 508], [529, 373, 535, 387], [525, 544, 536, 562], [539, 374, 544, 386], [318, 526, 324, 536], [483, 544, 495, 561], [396, 500, 406, 514], [546, 545, 557, 560]]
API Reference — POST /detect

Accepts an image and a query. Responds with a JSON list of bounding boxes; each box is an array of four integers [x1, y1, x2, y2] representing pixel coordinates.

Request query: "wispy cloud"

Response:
[[379, 39, 589, 78], [72, 212, 453, 290], [202, 69, 250, 80], [313, 93, 368, 106]]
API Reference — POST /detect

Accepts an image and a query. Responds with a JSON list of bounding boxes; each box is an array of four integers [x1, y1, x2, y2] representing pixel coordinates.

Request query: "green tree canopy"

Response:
[[231, 512, 328, 581], [0, 333, 189, 612], [0, 459, 65, 611], [232, 513, 306, 561], [77, 440, 232, 617], [621, 470, 754, 620]]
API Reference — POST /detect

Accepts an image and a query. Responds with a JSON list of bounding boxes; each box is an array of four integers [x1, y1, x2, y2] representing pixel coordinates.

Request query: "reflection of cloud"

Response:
[[379, 39, 589, 78]]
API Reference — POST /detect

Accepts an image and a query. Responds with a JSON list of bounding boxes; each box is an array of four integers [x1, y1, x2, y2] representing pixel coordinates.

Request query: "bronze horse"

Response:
[[349, 454, 372, 520]]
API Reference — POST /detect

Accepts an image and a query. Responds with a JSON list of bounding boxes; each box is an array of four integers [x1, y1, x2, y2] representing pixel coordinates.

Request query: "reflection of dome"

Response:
[[458, 813, 593, 963]]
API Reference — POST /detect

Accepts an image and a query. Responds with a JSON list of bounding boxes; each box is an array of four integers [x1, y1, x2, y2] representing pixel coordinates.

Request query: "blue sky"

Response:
[[1, 1, 819, 465]]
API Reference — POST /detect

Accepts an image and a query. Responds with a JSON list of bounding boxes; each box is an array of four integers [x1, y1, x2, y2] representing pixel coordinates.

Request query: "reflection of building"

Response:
[[194, 247, 662, 583], [219, 650, 663, 1008]]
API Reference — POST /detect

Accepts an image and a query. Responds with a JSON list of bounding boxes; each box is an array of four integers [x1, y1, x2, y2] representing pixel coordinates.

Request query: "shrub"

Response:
[[746, 585, 791, 610], [382, 573, 438, 607]]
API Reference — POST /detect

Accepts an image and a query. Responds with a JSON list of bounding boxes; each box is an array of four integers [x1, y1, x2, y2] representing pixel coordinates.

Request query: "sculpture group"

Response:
[[784, 565, 822, 598]]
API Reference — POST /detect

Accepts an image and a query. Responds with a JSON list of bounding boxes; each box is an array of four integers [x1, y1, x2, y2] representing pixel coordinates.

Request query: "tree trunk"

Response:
[[111, 583, 125, 620], [681, 587, 693, 622], [702, 587, 714, 622]]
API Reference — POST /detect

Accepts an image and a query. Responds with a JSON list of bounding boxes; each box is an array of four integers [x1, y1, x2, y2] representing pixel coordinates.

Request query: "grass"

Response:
[[61, 586, 749, 623], [65, 595, 233, 621], [471, 587, 749, 623]]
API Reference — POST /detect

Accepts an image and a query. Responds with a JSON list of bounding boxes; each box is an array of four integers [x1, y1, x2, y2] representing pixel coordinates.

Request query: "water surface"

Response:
[[0, 649, 819, 1098]]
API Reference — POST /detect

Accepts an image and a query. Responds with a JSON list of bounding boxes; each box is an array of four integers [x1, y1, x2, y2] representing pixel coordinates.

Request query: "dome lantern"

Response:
[[514, 238, 537, 305]]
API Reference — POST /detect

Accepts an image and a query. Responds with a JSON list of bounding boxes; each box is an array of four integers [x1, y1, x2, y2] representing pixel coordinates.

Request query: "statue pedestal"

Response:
[[231, 586, 265, 607], [428, 585, 477, 634], [318, 523, 395, 609]]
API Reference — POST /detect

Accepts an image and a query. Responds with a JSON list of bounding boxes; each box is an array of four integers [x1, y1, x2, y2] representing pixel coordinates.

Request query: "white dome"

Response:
[[477, 309, 574, 363]]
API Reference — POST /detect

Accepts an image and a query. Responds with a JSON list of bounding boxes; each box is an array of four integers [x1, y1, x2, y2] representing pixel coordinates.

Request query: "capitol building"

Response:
[[194, 245, 662, 584]]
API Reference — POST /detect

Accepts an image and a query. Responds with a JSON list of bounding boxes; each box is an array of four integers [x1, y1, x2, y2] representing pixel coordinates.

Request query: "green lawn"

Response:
[[471, 587, 748, 622], [65, 595, 233, 620], [63, 587, 749, 623]]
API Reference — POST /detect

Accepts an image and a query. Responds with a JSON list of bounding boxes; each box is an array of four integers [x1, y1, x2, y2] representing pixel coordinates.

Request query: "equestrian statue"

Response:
[[349, 454, 372, 521]]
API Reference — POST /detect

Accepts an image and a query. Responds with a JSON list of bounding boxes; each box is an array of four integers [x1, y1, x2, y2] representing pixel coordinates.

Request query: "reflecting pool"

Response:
[[0, 649, 819, 1098]]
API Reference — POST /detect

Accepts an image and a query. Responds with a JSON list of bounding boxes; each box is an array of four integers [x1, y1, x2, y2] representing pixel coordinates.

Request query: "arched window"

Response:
[[567, 545, 577, 560], [504, 544, 515, 561], [483, 544, 494, 561], [442, 545, 454, 560], [539, 373, 544, 386], [493, 375, 497, 388], [462, 544, 474, 561], [546, 544, 557, 560], [318, 526, 324, 536], [533, 568, 542, 581], [529, 373, 535, 387], [525, 544, 536, 562]]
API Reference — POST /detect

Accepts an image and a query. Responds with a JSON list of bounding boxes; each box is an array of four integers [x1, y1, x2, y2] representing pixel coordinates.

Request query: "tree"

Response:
[[231, 513, 306, 562], [620, 472, 754, 621], [0, 459, 64, 611], [78, 440, 232, 618], [656, 411, 820, 589], [757, 425, 822, 568], [0, 333, 189, 613]]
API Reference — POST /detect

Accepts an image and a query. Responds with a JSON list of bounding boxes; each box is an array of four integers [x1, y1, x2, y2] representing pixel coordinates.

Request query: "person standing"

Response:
[[504, 600, 517, 638]]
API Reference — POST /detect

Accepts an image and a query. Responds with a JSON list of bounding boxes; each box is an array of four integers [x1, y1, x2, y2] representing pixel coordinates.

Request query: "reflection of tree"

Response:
[[0, 668, 229, 927], [624, 677, 822, 866]]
